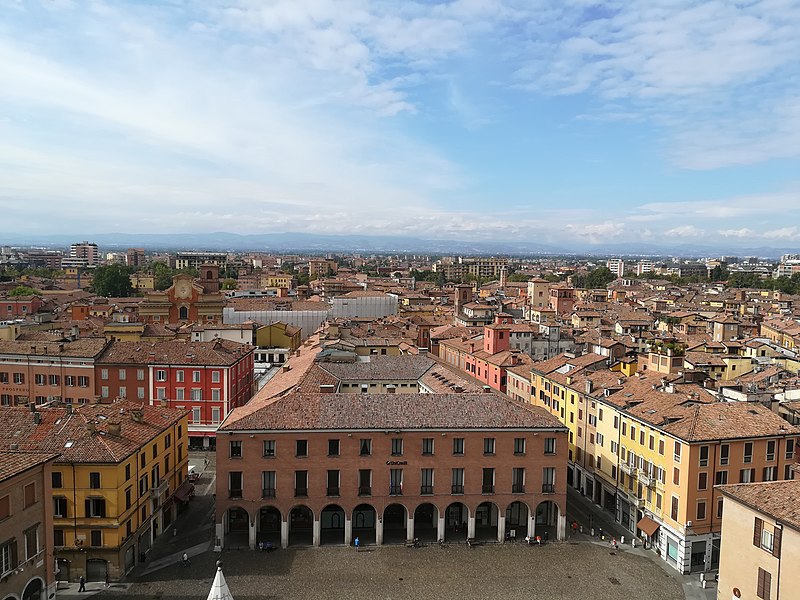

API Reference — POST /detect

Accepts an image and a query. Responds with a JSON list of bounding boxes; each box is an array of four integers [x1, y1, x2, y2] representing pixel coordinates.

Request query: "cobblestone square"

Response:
[[100, 542, 684, 600]]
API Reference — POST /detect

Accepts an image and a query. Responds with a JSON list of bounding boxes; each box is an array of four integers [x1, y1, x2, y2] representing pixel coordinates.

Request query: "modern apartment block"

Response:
[[717, 480, 800, 600], [0, 402, 190, 582], [529, 355, 800, 574], [215, 392, 568, 550], [70, 241, 99, 266], [96, 339, 254, 448], [0, 451, 59, 600], [175, 252, 228, 271]]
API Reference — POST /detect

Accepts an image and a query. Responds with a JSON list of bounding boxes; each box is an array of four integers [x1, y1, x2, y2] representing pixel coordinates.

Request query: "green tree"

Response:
[[584, 267, 616, 289], [221, 278, 238, 290], [91, 264, 133, 297], [709, 265, 730, 281], [8, 285, 39, 296]]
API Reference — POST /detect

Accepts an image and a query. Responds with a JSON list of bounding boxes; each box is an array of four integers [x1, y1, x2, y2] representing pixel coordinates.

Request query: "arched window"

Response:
[[179, 306, 189, 320], [206, 270, 213, 280]]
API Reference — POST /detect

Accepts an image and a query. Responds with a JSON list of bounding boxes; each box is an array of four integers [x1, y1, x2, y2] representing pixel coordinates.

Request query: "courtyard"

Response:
[[101, 541, 684, 600]]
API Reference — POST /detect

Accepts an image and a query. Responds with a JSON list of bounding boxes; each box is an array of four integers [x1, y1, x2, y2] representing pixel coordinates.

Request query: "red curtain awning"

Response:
[[173, 480, 195, 502], [637, 516, 660, 537]]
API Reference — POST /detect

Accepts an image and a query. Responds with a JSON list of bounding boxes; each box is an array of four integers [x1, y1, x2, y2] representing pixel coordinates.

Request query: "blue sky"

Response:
[[1, 0, 800, 248]]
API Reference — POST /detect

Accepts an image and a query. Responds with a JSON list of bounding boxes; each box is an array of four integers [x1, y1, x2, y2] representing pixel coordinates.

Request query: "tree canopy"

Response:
[[91, 264, 133, 297], [8, 285, 39, 296]]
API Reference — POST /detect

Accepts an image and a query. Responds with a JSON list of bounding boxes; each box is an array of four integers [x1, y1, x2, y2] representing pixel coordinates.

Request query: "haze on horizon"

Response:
[[1, 1, 800, 249]]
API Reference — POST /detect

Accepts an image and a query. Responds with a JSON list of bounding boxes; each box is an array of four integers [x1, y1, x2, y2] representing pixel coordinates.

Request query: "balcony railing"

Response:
[[638, 473, 655, 487], [389, 485, 403, 496], [262, 488, 276, 499], [541, 484, 555, 494], [229, 489, 243, 499], [420, 485, 434, 495], [451, 484, 464, 495], [482, 484, 495, 494], [358, 486, 371, 496], [294, 487, 308, 498], [621, 463, 637, 475], [326, 486, 340, 497], [512, 484, 525, 493], [151, 479, 169, 499]]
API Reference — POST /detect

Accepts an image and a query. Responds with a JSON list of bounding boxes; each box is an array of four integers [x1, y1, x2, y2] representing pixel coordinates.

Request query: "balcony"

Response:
[[150, 479, 169, 499], [389, 485, 403, 496], [228, 489, 243, 499], [420, 485, 433, 495], [621, 463, 637, 476], [358, 486, 371, 496], [482, 484, 495, 494], [294, 487, 308, 498], [541, 484, 555, 494], [512, 484, 525, 494], [451, 484, 464, 495], [326, 486, 340, 497], [262, 488, 276, 499], [638, 472, 655, 487]]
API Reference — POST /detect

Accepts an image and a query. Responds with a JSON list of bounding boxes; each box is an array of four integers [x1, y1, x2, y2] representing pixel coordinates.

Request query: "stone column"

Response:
[[467, 515, 476, 539], [376, 516, 384, 545], [497, 514, 506, 543], [280, 520, 289, 549], [214, 523, 224, 552], [437, 516, 445, 542], [558, 513, 567, 541], [406, 514, 415, 543], [527, 514, 535, 538], [344, 517, 353, 546], [313, 518, 321, 547], [249, 520, 257, 550]]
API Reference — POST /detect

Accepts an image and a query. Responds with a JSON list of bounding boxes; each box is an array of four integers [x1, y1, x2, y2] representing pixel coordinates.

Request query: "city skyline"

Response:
[[2, 1, 800, 246]]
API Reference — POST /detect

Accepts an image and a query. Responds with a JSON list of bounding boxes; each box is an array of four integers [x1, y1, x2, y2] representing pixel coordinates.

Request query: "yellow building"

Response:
[[129, 273, 155, 291], [254, 321, 302, 353], [0, 401, 189, 582], [718, 480, 800, 600]]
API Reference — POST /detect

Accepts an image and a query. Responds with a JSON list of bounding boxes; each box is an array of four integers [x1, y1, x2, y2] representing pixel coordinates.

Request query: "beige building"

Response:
[[717, 479, 800, 600]]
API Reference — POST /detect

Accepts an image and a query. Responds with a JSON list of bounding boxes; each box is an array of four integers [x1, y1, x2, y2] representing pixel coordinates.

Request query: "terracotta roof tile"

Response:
[[718, 480, 800, 532], [0, 451, 59, 482]]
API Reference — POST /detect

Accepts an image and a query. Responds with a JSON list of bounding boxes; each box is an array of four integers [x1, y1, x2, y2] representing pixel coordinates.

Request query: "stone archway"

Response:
[[505, 501, 530, 539], [22, 577, 44, 600], [534, 500, 560, 542], [383, 503, 407, 544], [258, 506, 281, 547], [321, 504, 346, 545], [475, 501, 499, 541], [225, 506, 250, 549], [353, 504, 376, 545], [413, 503, 439, 542], [289, 505, 314, 546], [444, 502, 468, 541]]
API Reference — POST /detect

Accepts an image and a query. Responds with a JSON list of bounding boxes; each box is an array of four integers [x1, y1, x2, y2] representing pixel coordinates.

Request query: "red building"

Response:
[[2, 295, 44, 318], [138, 273, 225, 325], [96, 340, 255, 448], [548, 287, 575, 315]]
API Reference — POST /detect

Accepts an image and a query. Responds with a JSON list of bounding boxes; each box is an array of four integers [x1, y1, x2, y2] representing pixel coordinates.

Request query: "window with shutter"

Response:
[[772, 526, 782, 558], [757, 567, 771, 600], [753, 517, 763, 547]]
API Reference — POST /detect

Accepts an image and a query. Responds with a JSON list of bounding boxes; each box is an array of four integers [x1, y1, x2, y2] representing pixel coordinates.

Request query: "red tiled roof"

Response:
[[0, 451, 59, 482]]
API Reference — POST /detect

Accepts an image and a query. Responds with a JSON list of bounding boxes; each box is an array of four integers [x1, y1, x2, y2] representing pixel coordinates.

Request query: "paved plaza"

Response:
[[82, 541, 684, 600]]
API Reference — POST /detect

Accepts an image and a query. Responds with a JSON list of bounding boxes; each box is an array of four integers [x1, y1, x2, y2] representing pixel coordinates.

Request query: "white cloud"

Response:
[[718, 228, 754, 239], [664, 225, 704, 238], [763, 227, 800, 240], [565, 221, 626, 244]]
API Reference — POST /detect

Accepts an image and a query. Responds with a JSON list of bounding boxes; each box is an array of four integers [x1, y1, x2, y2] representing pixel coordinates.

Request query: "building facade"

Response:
[[215, 392, 568, 550]]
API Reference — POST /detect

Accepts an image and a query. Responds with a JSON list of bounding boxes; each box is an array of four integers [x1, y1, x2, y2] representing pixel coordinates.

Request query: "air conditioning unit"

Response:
[[686, 520, 693, 527]]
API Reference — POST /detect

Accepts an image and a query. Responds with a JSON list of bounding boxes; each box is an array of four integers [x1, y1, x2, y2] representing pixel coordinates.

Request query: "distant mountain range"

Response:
[[0, 231, 794, 259]]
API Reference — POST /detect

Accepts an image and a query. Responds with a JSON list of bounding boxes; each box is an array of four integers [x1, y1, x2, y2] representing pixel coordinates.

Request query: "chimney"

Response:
[[86, 421, 96, 434], [159, 399, 167, 408], [131, 409, 144, 423], [108, 421, 121, 436], [483, 385, 492, 393], [282, 365, 291, 373], [9, 443, 19, 451], [386, 385, 396, 394], [66, 404, 73, 414], [33, 412, 41, 425], [319, 384, 335, 394], [417, 347, 428, 354], [585, 380, 593, 394]]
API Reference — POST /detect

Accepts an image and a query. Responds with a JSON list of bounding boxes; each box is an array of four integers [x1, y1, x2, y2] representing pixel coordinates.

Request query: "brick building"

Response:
[[0, 339, 109, 407], [1, 295, 45, 318], [0, 451, 59, 600], [96, 339, 255, 448], [215, 391, 568, 550], [138, 274, 225, 325]]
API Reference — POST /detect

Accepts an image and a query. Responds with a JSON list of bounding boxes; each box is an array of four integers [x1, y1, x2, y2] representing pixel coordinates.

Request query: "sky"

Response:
[[1, 0, 800, 249]]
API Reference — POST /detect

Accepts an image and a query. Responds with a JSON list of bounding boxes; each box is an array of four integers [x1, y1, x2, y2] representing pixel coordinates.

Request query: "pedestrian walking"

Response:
[[78, 576, 86, 592], [571, 521, 578, 537], [354, 537, 360, 552], [105, 571, 110, 588], [182, 552, 190, 566]]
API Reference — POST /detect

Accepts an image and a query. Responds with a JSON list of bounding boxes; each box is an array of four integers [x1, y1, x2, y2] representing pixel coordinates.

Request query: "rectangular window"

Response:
[[673, 467, 680, 486], [137, 369, 145, 381], [542, 467, 555, 493], [328, 439, 340, 456], [52, 471, 63, 489], [326, 470, 340, 496], [88, 471, 101, 489], [296, 439, 308, 457], [100, 369, 108, 380], [54, 529, 64, 547], [229, 472, 243, 498], [0, 537, 16, 575], [193, 370, 201, 383], [482, 468, 495, 494], [211, 407, 221, 424], [230, 440, 242, 458], [211, 389, 220, 401], [137, 387, 145, 399], [514, 438, 526, 455], [53, 497, 67, 518], [263, 440, 276, 457], [744, 442, 753, 463], [671, 496, 679, 521], [763, 466, 777, 482], [212, 371, 220, 383], [484, 437, 496, 455], [453, 438, 464, 455], [512, 467, 525, 493], [191, 407, 200, 423], [787, 438, 795, 460], [90, 530, 102, 547], [100, 386, 109, 399], [156, 370, 166, 382], [389, 469, 403, 495], [761, 527, 774, 553], [13, 372, 24, 384], [24, 526, 39, 559], [420, 468, 434, 495], [391, 438, 404, 456], [49, 374, 60, 386], [740, 468, 756, 483], [118, 369, 126, 380], [698, 472, 708, 490], [451, 468, 464, 494], [696, 501, 706, 521], [699, 445, 709, 467], [673, 441, 681, 463], [260, 471, 276, 498], [358, 469, 372, 496], [294, 471, 308, 497], [757, 567, 772, 600], [176, 370, 184, 382], [422, 438, 434, 455], [360, 439, 372, 456], [191, 389, 202, 401], [720, 444, 729, 465], [658, 439, 665, 455], [176, 388, 184, 401], [85, 497, 106, 518], [766, 440, 776, 461]]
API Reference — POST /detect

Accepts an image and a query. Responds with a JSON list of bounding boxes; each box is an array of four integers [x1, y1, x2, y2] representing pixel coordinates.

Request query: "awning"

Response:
[[173, 481, 195, 502], [637, 516, 660, 537]]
